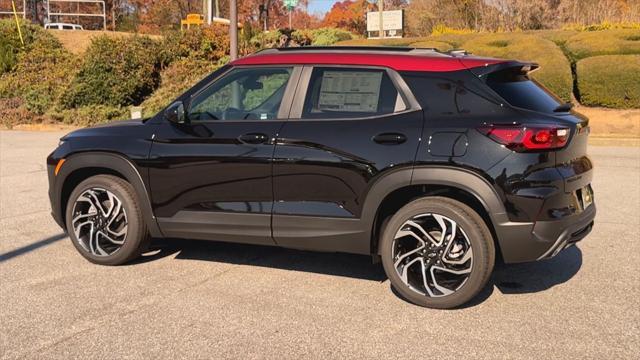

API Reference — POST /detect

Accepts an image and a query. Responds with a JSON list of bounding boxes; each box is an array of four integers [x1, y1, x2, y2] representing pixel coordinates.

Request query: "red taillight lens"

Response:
[[478, 125, 569, 151]]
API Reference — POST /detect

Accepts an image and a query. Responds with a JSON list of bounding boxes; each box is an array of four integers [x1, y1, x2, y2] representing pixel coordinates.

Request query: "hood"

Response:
[[61, 118, 149, 141]]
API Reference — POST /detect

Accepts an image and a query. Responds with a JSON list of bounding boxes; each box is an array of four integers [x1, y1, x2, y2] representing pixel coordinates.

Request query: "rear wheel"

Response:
[[65, 175, 150, 265], [380, 197, 494, 308]]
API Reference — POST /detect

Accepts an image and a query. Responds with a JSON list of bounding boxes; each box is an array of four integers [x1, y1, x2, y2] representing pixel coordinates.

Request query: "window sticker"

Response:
[[318, 71, 383, 112]]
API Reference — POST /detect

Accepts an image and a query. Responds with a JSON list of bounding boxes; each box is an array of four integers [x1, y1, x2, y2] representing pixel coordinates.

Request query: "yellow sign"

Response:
[[181, 13, 204, 30]]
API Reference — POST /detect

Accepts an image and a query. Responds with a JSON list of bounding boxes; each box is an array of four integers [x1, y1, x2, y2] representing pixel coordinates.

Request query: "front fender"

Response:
[[50, 152, 163, 238]]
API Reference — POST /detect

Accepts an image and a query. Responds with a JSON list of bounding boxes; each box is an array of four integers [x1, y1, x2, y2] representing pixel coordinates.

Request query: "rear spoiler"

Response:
[[464, 60, 540, 79]]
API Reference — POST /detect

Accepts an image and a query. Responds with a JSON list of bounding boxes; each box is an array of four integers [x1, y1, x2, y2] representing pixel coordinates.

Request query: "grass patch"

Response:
[[409, 40, 453, 51], [565, 29, 640, 59], [487, 40, 509, 47], [530, 30, 579, 45], [577, 55, 640, 108]]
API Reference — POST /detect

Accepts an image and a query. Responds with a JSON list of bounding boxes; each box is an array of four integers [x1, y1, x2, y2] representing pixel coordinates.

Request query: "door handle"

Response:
[[373, 133, 407, 145], [238, 133, 269, 144]]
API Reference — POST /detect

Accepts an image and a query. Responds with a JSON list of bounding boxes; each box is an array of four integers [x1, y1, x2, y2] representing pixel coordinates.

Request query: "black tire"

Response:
[[65, 175, 150, 265], [380, 196, 495, 309]]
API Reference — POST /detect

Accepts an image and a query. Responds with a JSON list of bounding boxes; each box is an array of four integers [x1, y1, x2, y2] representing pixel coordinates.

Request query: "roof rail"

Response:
[[448, 49, 471, 57], [256, 46, 445, 54]]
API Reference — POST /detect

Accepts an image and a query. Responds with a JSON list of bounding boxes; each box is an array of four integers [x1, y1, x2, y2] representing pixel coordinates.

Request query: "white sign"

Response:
[[318, 71, 383, 113], [366, 10, 403, 32]]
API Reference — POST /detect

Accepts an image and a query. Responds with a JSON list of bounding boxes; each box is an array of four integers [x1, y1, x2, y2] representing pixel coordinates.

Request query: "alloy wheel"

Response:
[[71, 188, 128, 257], [392, 213, 473, 297]]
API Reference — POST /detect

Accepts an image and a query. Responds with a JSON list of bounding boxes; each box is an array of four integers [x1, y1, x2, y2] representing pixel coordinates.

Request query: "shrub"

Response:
[[47, 105, 128, 126], [0, 97, 44, 129], [0, 18, 55, 74], [431, 24, 475, 36], [427, 33, 478, 48], [0, 38, 17, 73], [309, 28, 354, 45], [463, 33, 573, 102], [577, 55, 640, 108], [565, 29, 640, 59], [336, 37, 424, 47], [61, 35, 162, 108], [0, 33, 78, 116], [250, 29, 287, 48], [253, 28, 354, 49], [562, 21, 640, 32], [160, 25, 233, 61], [141, 59, 219, 117]]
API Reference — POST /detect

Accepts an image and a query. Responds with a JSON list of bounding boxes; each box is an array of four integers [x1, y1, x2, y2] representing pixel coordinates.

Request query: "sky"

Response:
[[307, 0, 340, 15]]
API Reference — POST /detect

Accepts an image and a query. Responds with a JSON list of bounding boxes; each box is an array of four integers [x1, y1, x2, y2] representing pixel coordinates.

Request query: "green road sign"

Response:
[[283, 0, 298, 8]]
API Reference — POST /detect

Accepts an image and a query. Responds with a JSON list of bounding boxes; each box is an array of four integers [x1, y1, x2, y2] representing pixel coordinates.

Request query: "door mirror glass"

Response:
[[164, 101, 186, 124]]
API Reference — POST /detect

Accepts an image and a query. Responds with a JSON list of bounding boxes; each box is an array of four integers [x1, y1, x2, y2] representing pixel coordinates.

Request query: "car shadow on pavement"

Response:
[[0, 233, 67, 263], [132, 238, 387, 281], [492, 245, 583, 294], [132, 238, 582, 307]]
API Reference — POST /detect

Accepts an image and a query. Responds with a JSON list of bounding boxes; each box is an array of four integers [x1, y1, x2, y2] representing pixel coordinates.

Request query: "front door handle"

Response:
[[373, 133, 407, 145], [239, 133, 269, 144]]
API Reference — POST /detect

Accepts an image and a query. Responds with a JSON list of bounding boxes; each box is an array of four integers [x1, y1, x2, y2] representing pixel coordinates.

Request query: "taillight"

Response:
[[478, 125, 569, 151]]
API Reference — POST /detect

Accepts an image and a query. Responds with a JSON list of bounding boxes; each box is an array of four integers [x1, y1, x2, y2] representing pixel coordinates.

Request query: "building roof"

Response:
[[231, 47, 505, 72]]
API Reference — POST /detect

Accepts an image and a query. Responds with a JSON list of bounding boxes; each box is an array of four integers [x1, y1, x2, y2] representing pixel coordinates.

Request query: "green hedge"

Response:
[[577, 55, 640, 108], [142, 59, 219, 117], [0, 34, 77, 114], [61, 35, 162, 108], [337, 37, 426, 47], [0, 19, 54, 74], [565, 29, 640, 59], [462, 34, 573, 102]]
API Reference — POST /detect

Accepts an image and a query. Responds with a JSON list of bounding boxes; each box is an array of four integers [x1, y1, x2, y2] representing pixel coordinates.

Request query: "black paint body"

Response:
[[47, 62, 595, 263]]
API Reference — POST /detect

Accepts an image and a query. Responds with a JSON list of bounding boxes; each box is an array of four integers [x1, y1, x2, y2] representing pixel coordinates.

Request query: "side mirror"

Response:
[[164, 101, 186, 124]]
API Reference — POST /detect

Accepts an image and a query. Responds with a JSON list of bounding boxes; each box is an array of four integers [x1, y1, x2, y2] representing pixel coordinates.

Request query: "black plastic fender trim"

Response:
[[54, 152, 163, 238], [360, 165, 515, 257]]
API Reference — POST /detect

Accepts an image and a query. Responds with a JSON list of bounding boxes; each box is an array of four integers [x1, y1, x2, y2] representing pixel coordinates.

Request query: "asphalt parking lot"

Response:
[[1, 130, 638, 359]]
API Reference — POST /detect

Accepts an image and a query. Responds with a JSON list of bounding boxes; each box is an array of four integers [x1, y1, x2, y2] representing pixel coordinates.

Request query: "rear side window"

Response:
[[301, 67, 405, 119], [486, 68, 562, 113]]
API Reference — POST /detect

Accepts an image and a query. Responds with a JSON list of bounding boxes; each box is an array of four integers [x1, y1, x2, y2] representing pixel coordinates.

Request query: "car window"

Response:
[[402, 74, 501, 117], [62, 25, 73, 30], [486, 68, 562, 113], [301, 67, 404, 119], [188, 67, 292, 121]]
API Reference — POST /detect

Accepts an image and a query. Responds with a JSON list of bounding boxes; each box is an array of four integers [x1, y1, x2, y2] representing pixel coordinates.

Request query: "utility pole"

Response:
[[230, 0, 238, 60], [378, 0, 384, 38]]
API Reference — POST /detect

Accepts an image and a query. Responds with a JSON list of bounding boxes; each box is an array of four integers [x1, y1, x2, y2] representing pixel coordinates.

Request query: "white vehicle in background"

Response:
[[44, 23, 84, 30]]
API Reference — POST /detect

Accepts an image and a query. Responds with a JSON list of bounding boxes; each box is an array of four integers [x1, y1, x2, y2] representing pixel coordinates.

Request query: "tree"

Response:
[[322, 0, 372, 34]]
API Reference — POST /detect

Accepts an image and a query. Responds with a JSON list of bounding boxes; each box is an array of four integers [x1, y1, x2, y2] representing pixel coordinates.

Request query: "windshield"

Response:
[[486, 68, 564, 113]]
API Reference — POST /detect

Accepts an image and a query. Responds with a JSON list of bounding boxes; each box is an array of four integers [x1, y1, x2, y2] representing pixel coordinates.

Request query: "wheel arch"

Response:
[[55, 152, 162, 238], [363, 166, 507, 257]]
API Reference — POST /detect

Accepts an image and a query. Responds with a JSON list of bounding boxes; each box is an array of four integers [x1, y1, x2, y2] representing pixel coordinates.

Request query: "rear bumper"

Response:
[[494, 202, 596, 263], [532, 203, 595, 260]]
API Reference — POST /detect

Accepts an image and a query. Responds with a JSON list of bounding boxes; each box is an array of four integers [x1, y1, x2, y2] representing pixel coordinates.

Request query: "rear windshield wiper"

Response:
[[553, 103, 573, 112]]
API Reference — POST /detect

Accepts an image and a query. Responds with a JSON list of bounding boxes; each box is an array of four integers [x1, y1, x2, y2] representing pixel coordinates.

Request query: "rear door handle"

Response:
[[373, 133, 407, 145], [238, 133, 269, 144]]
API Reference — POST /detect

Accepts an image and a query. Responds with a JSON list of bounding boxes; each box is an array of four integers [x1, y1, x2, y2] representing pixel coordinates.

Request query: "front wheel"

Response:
[[380, 197, 495, 308], [65, 175, 150, 265]]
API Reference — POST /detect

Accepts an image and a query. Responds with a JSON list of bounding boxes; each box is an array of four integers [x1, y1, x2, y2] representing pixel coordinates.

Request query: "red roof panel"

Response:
[[231, 52, 504, 72]]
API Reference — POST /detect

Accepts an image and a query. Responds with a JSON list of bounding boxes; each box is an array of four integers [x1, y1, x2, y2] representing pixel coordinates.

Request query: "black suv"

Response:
[[47, 47, 595, 308]]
